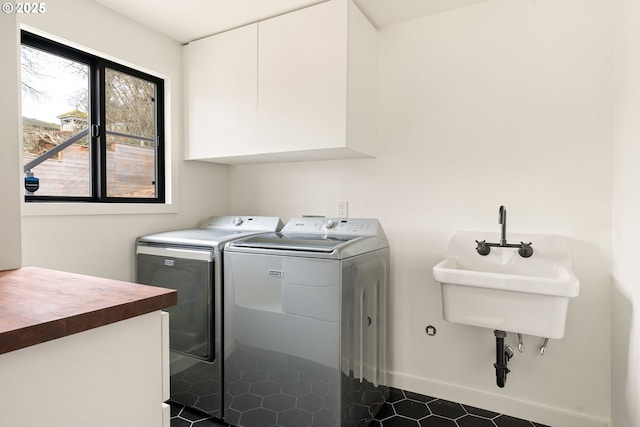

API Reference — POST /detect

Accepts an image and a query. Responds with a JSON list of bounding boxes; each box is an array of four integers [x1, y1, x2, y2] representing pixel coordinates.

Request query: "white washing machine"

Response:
[[135, 215, 283, 420], [223, 217, 390, 427]]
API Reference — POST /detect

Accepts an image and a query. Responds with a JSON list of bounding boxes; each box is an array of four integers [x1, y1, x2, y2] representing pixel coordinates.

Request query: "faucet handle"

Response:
[[475, 240, 491, 256], [518, 242, 534, 258]]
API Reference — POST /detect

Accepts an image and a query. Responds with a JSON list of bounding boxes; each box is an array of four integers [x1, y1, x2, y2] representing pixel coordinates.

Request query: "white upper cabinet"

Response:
[[258, 0, 348, 156], [184, 0, 377, 164], [185, 23, 258, 160]]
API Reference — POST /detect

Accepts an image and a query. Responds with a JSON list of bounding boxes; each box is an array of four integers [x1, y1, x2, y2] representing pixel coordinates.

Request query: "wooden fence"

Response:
[[23, 143, 155, 197]]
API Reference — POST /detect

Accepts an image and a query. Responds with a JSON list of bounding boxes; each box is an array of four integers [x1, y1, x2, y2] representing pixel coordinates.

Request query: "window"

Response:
[[20, 31, 165, 203]]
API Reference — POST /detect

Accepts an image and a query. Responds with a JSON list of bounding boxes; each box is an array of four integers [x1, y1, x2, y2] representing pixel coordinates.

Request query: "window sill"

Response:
[[21, 201, 178, 217]]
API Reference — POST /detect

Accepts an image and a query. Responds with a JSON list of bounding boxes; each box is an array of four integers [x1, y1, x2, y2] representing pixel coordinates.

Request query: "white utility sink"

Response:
[[432, 231, 579, 339]]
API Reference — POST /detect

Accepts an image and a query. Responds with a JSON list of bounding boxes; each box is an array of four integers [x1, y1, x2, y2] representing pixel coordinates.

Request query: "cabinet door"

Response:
[[0, 312, 166, 427], [258, 0, 348, 153], [185, 24, 258, 159]]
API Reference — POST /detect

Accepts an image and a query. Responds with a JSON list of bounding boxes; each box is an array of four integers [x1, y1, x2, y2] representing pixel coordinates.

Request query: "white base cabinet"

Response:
[[0, 311, 170, 427], [185, 0, 377, 164]]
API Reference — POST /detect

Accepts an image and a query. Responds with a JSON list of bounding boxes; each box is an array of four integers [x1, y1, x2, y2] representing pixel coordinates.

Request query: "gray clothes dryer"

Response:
[[223, 217, 390, 427], [135, 216, 283, 419]]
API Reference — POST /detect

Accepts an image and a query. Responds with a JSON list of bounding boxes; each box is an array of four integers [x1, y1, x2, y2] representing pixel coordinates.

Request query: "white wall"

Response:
[[14, 0, 229, 281], [0, 12, 22, 270], [612, 1, 640, 426], [229, 1, 613, 425]]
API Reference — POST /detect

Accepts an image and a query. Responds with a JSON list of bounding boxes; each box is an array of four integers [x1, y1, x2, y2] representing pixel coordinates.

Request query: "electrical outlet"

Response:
[[338, 201, 348, 218]]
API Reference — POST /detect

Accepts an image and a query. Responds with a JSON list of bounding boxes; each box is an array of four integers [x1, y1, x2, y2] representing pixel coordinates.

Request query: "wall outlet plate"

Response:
[[338, 201, 348, 218]]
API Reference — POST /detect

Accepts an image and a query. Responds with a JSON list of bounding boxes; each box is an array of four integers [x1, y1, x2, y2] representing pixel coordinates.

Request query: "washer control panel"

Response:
[[282, 217, 386, 239]]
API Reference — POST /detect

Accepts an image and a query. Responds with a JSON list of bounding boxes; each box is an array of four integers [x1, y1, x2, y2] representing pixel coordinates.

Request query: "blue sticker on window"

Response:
[[25, 176, 39, 193]]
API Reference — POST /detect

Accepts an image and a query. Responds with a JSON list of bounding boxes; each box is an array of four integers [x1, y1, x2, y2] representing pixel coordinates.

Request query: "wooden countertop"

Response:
[[0, 266, 177, 355]]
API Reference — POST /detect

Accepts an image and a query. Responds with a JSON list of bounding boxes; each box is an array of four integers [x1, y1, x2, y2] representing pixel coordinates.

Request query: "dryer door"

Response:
[[136, 245, 214, 361]]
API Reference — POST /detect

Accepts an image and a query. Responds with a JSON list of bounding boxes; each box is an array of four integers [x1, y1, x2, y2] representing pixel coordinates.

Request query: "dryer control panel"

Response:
[[282, 217, 387, 240], [199, 216, 283, 232]]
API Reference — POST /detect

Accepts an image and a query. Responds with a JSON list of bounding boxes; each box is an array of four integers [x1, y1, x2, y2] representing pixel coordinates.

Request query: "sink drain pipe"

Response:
[[494, 330, 513, 388]]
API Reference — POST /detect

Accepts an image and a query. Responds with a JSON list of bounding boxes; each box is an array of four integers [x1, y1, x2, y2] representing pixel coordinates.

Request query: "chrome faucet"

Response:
[[499, 205, 507, 246], [475, 205, 534, 258]]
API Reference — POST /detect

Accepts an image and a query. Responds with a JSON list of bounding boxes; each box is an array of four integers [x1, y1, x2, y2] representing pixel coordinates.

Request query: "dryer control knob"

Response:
[[324, 219, 336, 229], [233, 217, 243, 226]]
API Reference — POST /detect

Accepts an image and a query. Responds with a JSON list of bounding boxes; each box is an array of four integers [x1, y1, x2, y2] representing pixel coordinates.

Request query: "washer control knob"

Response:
[[324, 219, 336, 229], [233, 217, 243, 226]]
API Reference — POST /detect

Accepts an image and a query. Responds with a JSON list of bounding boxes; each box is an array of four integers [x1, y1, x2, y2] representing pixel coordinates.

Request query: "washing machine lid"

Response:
[[229, 232, 363, 253], [226, 218, 388, 258], [137, 229, 251, 248]]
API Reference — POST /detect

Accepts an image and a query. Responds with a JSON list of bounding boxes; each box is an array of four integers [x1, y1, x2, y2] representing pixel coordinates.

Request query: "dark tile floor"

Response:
[[170, 387, 549, 427], [371, 388, 549, 427], [172, 344, 387, 427], [170, 403, 223, 427]]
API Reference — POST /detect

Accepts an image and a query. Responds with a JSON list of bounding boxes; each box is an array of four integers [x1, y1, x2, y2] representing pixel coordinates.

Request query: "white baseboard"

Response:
[[388, 371, 610, 427]]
